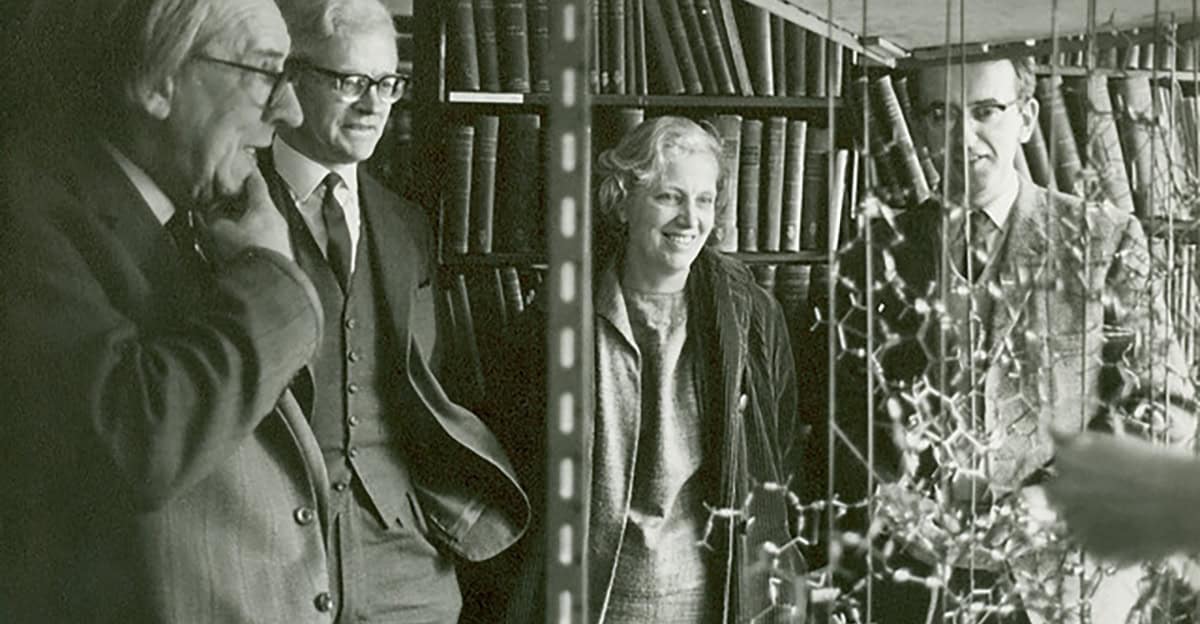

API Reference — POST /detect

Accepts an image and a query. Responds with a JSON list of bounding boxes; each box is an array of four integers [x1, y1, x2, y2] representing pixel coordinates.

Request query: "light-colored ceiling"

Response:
[[749, 0, 1198, 62]]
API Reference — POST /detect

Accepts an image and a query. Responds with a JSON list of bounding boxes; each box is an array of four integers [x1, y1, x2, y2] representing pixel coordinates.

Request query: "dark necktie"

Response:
[[321, 173, 353, 292], [960, 210, 996, 282], [165, 209, 208, 268]]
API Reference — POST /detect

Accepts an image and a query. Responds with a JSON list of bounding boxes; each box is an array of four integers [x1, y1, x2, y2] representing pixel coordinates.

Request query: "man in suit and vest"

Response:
[[260, 1, 528, 621], [0, 0, 339, 621], [825, 57, 1196, 623]]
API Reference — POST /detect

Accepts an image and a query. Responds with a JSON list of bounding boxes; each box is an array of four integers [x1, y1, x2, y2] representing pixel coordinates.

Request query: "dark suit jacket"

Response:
[[0, 133, 334, 623], [259, 152, 530, 565]]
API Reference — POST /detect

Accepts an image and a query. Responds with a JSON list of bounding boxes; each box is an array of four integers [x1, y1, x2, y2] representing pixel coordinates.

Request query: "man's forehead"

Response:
[[916, 60, 1020, 103]]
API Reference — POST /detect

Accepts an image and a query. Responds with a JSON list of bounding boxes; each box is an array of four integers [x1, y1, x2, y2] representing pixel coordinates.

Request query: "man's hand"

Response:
[[1046, 429, 1200, 563], [205, 168, 293, 262]]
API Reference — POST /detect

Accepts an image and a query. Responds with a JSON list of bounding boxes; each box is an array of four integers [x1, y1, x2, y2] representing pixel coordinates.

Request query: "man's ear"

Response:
[[1018, 96, 1040, 143], [129, 73, 175, 121]]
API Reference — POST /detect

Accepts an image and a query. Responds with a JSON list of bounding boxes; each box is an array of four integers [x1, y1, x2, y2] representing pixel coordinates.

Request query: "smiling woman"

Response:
[[490, 115, 810, 623]]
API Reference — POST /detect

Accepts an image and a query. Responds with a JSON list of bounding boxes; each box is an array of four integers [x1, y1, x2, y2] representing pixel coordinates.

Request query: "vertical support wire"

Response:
[[856, 1, 875, 621], [936, 0, 955, 617], [544, 3, 592, 623]]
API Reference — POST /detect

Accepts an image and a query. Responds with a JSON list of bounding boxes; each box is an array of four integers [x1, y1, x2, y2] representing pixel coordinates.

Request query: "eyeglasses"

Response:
[[193, 54, 293, 108], [290, 59, 409, 103], [922, 98, 1026, 127]]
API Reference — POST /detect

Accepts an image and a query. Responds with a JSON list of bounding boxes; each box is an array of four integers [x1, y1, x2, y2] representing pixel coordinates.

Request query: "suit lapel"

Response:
[[359, 169, 418, 346]]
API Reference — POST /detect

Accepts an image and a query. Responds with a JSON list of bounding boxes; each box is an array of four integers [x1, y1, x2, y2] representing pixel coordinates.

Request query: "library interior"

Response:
[[6, 0, 1200, 622]]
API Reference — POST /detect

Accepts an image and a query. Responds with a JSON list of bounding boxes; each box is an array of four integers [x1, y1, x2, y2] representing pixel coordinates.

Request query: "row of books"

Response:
[[1038, 35, 1200, 72], [445, 0, 849, 97], [442, 113, 544, 255], [441, 109, 853, 258], [851, 69, 1200, 222]]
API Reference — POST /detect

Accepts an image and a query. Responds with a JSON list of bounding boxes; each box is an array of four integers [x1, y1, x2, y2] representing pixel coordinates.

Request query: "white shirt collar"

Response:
[[973, 170, 1020, 228], [271, 137, 359, 202], [102, 141, 176, 225]]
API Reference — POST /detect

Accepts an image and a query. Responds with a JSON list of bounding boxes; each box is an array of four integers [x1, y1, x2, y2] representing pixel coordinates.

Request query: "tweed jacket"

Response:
[[488, 248, 807, 623], [260, 151, 530, 564], [0, 133, 334, 623]]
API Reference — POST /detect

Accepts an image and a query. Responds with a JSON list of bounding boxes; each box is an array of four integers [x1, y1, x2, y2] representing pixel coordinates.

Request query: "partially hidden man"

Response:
[[826, 57, 1196, 623], [1, 0, 337, 621], [260, 1, 528, 621]]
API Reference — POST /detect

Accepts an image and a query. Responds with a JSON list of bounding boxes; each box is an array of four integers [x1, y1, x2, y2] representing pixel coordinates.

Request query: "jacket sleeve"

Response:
[[1105, 215, 1197, 447], [1, 191, 322, 510]]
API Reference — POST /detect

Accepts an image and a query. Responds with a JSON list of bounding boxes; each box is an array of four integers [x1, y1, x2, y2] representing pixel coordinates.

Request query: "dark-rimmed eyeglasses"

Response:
[[922, 98, 1026, 127], [290, 59, 409, 103], [193, 54, 293, 108]]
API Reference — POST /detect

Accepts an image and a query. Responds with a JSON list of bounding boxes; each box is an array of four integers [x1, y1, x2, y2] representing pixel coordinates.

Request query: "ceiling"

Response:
[[747, 0, 1200, 64]]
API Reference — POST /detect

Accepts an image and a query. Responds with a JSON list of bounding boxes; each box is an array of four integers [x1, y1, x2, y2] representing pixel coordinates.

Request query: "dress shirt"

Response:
[[271, 138, 362, 271]]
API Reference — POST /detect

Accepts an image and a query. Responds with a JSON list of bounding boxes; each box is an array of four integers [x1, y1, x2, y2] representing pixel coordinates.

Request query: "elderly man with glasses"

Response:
[[0, 0, 345, 622], [819, 57, 1196, 623], [259, 1, 528, 622]]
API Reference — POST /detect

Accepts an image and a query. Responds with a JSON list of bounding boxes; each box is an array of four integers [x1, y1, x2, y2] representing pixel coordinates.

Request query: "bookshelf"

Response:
[[410, 2, 856, 622]]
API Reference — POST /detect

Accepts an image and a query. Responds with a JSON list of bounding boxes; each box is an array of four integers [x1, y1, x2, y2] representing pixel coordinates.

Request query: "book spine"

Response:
[[1036, 75, 1084, 195], [1022, 119, 1056, 190], [496, 0, 531, 92], [445, 124, 475, 255], [607, 0, 627, 93], [785, 23, 807, 96], [528, 0, 550, 92], [805, 30, 826, 98], [470, 115, 500, 253], [677, 0, 716, 93], [737, 118, 764, 251], [494, 114, 543, 252], [871, 75, 932, 204], [770, 15, 787, 96], [800, 126, 828, 251], [659, 0, 703, 93], [781, 119, 807, 252], [449, 0, 481, 91], [449, 273, 488, 398], [738, 2, 774, 96], [474, 0, 501, 91], [759, 116, 787, 252], [596, 0, 608, 91], [500, 266, 525, 318], [624, 0, 637, 94], [1076, 75, 1135, 213], [696, 0, 735, 94], [632, 0, 649, 94], [715, 0, 754, 95], [829, 148, 851, 252], [642, 0, 686, 94], [715, 113, 743, 252], [827, 41, 844, 98]]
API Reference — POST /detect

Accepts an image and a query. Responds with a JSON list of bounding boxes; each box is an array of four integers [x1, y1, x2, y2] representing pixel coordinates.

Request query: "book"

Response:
[[494, 114, 543, 253], [678, 0, 716, 93], [474, 0, 501, 91], [805, 30, 827, 98], [871, 75, 932, 205], [714, 113, 743, 252], [827, 41, 844, 98], [448, 273, 487, 400], [466, 269, 509, 393], [737, 118, 764, 251], [696, 0, 735, 94], [659, 0, 703, 94], [1035, 75, 1083, 195], [714, 0, 754, 95], [606, 0, 627, 93], [771, 15, 787, 96], [528, 0, 550, 92], [596, 0, 607, 91], [781, 119, 808, 252], [500, 266, 525, 319], [829, 148, 851, 251], [759, 116, 787, 252], [643, 0, 686, 94], [736, 2, 774, 96], [469, 115, 500, 253], [1022, 119, 1056, 190], [785, 23, 807, 97], [1112, 76, 1163, 218], [445, 123, 475, 255], [448, 0, 480, 91], [593, 107, 646, 155], [1063, 75, 1134, 213], [892, 75, 940, 191], [630, 0, 649, 94], [496, 0, 530, 92], [800, 126, 830, 251], [625, 0, 638, 94]]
